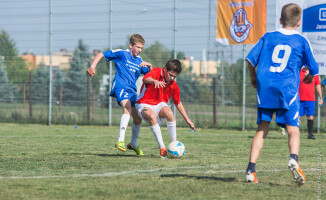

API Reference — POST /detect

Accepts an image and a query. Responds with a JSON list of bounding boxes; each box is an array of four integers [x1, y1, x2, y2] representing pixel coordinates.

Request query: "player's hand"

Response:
[[251, 77, 257, 88], [187, 120, 195, 131], [154, 80, 165, 88], [86, 67, 95, 77], [140, 61, 152, 71], [319, 98, 323, 106], [303, 74, 314, 84]]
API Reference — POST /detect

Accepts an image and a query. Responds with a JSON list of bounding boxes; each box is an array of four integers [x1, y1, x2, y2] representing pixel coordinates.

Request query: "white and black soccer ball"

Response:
[[167, 141, 185, 158]]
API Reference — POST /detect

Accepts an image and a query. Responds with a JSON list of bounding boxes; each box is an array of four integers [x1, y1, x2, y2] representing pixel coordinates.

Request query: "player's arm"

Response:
[[175, 102, 195, 131], [247, 61, 257, 88], [86, 52, 104, 77], [316, 84, 323, 105], [140, 61, 152, 71], [143, 77, 166, 88]]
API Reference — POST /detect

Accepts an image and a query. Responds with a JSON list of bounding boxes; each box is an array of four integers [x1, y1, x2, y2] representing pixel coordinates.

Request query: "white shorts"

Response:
[[135, 102, 170, 125]]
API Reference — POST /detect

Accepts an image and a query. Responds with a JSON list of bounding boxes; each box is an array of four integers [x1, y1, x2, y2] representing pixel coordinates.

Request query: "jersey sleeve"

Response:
[[102, 50, 121, 62], [172, 83, 181, 105], [143, 67, 160, 80], [302, 40, 319, 76], [246, 34, 265, 67], [140, 66, 150, 75]]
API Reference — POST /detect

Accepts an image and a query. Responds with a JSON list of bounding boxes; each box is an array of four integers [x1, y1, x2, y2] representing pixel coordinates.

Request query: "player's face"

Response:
[[163, 68, 178, 83], [129, 42, 144, 57]]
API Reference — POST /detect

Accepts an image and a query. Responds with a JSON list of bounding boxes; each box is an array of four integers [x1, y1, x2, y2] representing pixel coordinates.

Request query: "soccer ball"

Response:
[[167, 141, 185, 158]]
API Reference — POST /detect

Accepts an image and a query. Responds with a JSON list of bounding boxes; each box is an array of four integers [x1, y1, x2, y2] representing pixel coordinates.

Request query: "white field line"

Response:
[[0, 165, 323, 180]]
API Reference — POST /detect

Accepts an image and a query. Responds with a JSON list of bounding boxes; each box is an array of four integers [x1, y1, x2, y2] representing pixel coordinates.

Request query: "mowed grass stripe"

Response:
[[0, 167, 323, 180]]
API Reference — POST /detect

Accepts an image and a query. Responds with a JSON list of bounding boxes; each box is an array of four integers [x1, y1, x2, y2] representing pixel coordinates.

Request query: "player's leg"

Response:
[[307, 115, 315, 139], [249, 121, 270, 163], [306, 101, 316, 139], [115, 98, 133, 152], [278, 107, 305, 185], [245, 120, 269, 183], [286, 125, 305, 185], [141, 106, 167, 157], [158, 105, 177, 142], [245, 108, 273, 183], [302, 101, 316, 139], [127, 106, 144, 156]]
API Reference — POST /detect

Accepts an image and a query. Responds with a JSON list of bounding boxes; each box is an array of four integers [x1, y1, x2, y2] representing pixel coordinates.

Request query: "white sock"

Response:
[[131, 123, 141, 147], [167, 121, 177, 142], [118, 114, 130, 142], [150, 124, 165, 149]]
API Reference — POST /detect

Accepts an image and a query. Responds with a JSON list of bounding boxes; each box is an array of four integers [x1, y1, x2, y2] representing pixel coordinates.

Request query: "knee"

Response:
[[132, 114, 142, 125], [162, 109, 175, 122]]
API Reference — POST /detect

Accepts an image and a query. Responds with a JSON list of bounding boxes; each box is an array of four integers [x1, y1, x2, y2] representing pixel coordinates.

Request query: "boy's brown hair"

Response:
[[165, 59, 182, 74], [130, 33, 145, 45], [281, 3, 302, 27]]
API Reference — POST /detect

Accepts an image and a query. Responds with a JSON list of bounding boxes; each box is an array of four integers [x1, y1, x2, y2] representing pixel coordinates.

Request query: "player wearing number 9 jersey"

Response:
[[244, 3, 318, 185], [246, 29, 318, 110]]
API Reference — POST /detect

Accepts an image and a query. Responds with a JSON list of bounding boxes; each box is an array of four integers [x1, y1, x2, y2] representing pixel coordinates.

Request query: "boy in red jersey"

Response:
[[299, 66, 323, 139], [134, 59, 195, 157]]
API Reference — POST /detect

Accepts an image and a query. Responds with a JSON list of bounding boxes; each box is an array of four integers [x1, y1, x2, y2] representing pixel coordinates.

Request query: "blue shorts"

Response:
[[299, 101, 315, 117], [110, 88, 137, 107], [257, 108, 300, 128]]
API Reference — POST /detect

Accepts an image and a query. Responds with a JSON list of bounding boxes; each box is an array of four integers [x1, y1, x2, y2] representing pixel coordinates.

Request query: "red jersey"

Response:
[[136, 67, 181, 105], [299, 69, 320, 101]]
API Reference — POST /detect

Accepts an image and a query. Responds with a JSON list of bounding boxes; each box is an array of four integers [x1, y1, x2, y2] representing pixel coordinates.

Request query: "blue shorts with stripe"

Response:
[[110, 88, 138, 107], [257, 107, 300, 128], [299, 101, 315, 117]]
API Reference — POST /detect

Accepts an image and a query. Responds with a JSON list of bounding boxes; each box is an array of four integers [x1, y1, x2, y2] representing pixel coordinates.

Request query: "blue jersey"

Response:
[[103, 49, 149, 97], [246, 28, 318, 110]]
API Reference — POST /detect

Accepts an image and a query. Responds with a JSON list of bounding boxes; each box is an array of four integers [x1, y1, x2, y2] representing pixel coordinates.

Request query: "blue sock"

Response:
[[290, 154, 298, 162], [246, 162, 256, 173]]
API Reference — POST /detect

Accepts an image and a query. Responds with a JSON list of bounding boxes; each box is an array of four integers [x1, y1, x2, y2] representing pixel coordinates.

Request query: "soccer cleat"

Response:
[[288, 158, 305, 186], [160, 147, 167, 158], [308, 134, 316, 139], [127, 143, 144, 156], [245, 171, 258, 183], [280, 127, 287, 136], [115, 141, 126, 152]]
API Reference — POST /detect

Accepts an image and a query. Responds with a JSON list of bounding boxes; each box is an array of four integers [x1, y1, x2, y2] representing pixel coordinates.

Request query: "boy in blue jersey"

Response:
[[245, 3, 318, 185], [87, 34, 152, 155]]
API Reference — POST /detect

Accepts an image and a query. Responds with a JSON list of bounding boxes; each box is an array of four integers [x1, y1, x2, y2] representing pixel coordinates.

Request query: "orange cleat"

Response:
[[288, 158, 305, 186], [160, 147, 167, 158], [245, 171, 258, 183]]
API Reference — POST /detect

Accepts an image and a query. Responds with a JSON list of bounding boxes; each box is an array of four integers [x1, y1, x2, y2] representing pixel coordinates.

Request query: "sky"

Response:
[[0, 0, 276, 61]]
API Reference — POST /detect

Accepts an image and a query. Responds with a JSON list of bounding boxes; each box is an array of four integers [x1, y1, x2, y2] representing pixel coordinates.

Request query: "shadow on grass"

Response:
[[66, 152, 156, 158], [247, 136, 286, 140], [160, 174, 236, 182]]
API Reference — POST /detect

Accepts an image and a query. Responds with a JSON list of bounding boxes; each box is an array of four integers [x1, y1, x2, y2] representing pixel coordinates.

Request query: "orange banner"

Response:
[[216, 0, 266, 45]]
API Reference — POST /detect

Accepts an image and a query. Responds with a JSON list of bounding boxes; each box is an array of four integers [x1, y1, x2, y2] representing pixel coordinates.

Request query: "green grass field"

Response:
[[0, 123, 325, 199]]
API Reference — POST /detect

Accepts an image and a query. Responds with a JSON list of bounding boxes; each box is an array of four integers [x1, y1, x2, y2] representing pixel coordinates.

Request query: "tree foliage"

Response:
[[63, 39, 92, 106], [0, 56, 14, 102], [0, 30, 28, 84]]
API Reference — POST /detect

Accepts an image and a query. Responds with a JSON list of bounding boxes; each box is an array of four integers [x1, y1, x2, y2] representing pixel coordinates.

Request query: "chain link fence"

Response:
[[0, 0, 325, 132]]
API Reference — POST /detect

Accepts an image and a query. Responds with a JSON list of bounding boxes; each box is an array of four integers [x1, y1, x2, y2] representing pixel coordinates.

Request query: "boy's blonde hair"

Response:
[[130, 33, 145, 45], [281, 3, 302, 27]]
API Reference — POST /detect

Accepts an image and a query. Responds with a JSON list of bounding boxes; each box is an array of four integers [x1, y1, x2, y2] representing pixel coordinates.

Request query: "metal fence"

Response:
[[0, 0, 325, 132]]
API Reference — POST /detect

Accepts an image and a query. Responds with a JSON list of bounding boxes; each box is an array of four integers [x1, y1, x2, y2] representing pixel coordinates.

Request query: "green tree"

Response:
[[32, 63, 49, 104], [141, 41, 173, 68], [221, 59, 255, 106], [0, 30, 29, 84], [31, 63, 65, 104], [0, 56, 14, 102], [177, 68, 204, 103], [63, 39, 92, 106], [52, 66, 65, 103]]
